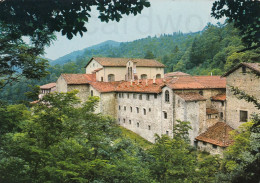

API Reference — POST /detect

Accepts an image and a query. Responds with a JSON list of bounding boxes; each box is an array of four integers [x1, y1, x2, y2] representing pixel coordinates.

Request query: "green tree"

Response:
[[212, 0, 260, 50], [144, 50, 156, 59]]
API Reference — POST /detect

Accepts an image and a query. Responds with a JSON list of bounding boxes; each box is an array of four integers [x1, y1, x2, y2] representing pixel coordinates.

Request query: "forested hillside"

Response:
[[0, 23, 259, 104]]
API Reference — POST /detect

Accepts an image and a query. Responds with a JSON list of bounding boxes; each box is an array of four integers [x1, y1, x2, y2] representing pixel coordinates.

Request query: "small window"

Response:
[[165, 90, 170, 102], [136, 107, 139, 113], [130, 107, 132, 112], [91, 90, 93, 96], [146, 94, 150, 100], [129, 120, 131, 124], [240, 110, 248, 122], [212, 144, 217, 149], [194, 141, 198, 147], [221, 101, 225, 106], [203, 142, 207, 146], [139, 94, 142, 100], [127, 93, 130, 98], [124, 106, 126, 111], [148, 125, 151, 130], [122, 93, 124, 98], [207, 114, 211, 119], [143, 108, 146, 115], [220, 112, 223, 119], [119, 93, 121, 98], [149, 108, 151, 112], [154, 94, 157, 99], [137, 122, 140, 127], [166, 131, 169, 135], [163, 111, 167, 119], [199, 90, 203, 96], [123, 118, 125, 123], [242, 66, 246, 74], [156, 74, 161, 79], [108, 74, 115, 82], [119, 105, 121, 110], [101, 77, 104, 82], [141, 74, 147, 79], [133, 94, 137, 99]]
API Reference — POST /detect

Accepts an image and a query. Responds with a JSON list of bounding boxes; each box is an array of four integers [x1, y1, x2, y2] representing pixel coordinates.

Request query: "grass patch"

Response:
[[119, 126, 153, 149]]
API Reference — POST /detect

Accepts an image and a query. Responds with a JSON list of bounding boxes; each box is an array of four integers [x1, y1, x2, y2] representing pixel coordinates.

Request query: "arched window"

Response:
[[108, 74, 115, 82], [141, 74, 147, 79], [165, 90, 170, 102], [156, 74, 161, 79]]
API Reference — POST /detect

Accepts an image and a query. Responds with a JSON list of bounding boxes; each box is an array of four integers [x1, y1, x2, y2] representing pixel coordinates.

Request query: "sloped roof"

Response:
[[165, 72, 190, 78], [206, 108, 219, 114], [61, 74, 96, 85], [211, 93, 226, 101], [175, 92, 206, 101], [40, 83, 56, 89], [222, 62, 260, 77], [166, 76, 226, 90], [85, 57, 165, 68], [195, 122, 234, 147], [90, 79, 166, 93]]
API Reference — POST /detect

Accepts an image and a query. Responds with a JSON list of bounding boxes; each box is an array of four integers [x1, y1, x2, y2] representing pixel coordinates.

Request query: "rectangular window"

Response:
[[240, 110, 248, 122], [149, 108, 151, 112], [143, 108, 146, 115], [137, 122, 139, 127], [220, 112, 223, 119], [139, 94, 142, 100], [146, 94, 150, 100], [154, 94, 157, 99], [127, 93, 130, 98], [136, 107, 139, 113], [133, 94, 137, 99], [123, 118, 125, 123], [212, 144, 217, 149], [166, 131, 169, 135], [124, 106, 126, 111], [148, 125, 151, 130], [119, 105, 121, 110], [119, 93, 121, 98], [163, 111, 167, 119], [129, 120, 131, 124], [130, 107, 132, 112], [242, 66, 246, 74], [221, 101, 224, 106]]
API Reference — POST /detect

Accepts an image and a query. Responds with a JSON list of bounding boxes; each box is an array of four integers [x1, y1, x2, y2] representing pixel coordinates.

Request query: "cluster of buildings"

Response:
[[39, 57, 260, 155]]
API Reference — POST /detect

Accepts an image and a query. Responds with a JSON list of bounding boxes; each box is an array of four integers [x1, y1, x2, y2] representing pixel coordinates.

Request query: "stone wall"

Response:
[[116, 92, 166, 142], [196, 141, 224, 156], [56, 76, 68, 93], [226, 67, 260, 129], [174, 94, 206, 144], [211, 101, 226, 122], [67, 84, 90, 103]]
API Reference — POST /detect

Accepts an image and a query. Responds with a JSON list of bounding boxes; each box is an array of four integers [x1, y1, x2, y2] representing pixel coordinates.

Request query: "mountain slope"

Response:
[[50, 40, 121, 65]]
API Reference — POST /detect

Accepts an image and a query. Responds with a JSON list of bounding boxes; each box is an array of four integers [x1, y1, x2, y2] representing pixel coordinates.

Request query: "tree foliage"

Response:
[[212, 0, 260, 50]]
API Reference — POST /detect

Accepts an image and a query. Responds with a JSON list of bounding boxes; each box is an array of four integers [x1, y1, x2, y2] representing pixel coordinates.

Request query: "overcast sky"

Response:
[[44, 0, 225, 60]]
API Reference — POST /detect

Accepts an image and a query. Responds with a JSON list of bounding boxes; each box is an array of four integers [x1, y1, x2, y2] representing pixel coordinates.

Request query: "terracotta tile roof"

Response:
[[211, 93, 226, 101], [195, 122, 234, 147], [175, 92, 206, 101], [40, 83, 56, 89], [61, 74, 96, 85], [166, 76, 226, 90], [90, 79, 165, 93], [206, 108, 219, 114], [85, 57, 165, 68], [165, 72, 190, 78], [222, 62, 260, 77]]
